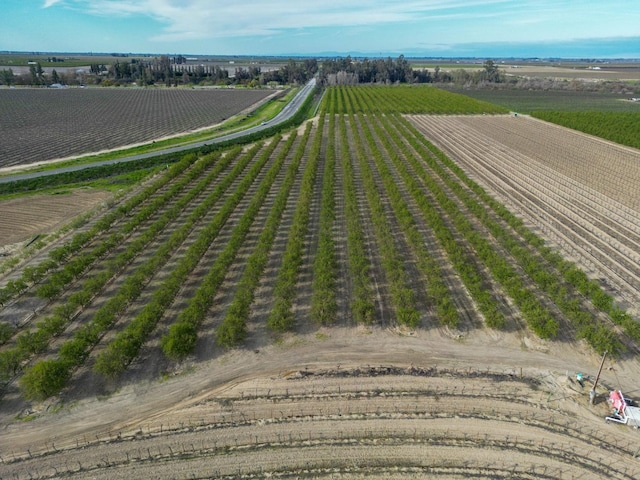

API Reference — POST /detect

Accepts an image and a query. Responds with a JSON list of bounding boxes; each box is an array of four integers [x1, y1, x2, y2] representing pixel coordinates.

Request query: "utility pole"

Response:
[[590, 350, 608, 405]]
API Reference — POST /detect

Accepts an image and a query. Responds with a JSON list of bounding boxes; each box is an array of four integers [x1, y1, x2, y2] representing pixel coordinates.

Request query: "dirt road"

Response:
[[2, 326, 640, 479]]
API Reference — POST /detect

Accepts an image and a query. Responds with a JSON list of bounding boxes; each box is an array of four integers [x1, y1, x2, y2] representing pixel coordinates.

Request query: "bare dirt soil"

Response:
[[2, 327, 640, 479], [499, 64, 640, 81], [407, 114, 640, 315], [0, 189, 112, 247], [0, 89, 276, 169]]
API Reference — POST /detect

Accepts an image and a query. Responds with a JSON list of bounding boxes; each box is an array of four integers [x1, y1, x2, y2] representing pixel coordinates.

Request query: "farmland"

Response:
[[444, 88, 640, 113], [2, 84, 640, 477], [0, 87, 276, 168], [0, 189, 112, 247], [407, 113, 640, 330], [531, 111, 640, 150], [497, 63, 640, 81]]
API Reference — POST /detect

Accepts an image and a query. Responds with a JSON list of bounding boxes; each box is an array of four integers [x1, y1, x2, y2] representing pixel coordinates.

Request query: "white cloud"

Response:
[[45, 0, 514, 40], [44, 0, 640, 45]]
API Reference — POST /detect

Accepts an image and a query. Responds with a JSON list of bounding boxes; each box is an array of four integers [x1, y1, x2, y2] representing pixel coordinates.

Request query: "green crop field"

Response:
[[531, 110, 640, 150], [442, 88, 640, 113], [332, 85, 509, 114]]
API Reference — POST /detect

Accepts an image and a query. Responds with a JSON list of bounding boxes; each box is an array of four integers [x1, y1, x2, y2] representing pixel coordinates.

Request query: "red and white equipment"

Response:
[[606, 390, 640, 428]]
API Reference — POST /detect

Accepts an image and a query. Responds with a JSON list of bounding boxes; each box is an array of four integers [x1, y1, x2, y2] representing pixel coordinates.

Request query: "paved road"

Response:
[[0, 78, 317, 185]]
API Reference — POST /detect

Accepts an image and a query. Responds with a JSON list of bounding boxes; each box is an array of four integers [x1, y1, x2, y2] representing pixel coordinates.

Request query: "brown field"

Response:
[[407, 114, 640, 315], [2, 109, 640, 478], [0, 189, 112, 247], [0, 88, 276, 168], [3, 344, 640, 479], [500, 64, 640, 81]]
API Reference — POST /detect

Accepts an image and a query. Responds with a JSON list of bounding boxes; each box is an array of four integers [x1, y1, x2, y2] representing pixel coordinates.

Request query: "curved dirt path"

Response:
[[2, 326, 640, 479], [5, 329, 640, 479]]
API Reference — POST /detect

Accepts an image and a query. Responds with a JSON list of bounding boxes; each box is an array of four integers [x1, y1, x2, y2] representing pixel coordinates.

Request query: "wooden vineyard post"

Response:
[[590, 351, 607, 406]]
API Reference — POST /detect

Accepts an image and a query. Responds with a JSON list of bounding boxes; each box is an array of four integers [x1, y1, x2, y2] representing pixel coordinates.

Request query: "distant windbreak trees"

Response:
[[320, 56, 506, 86], [0, 56, 319, 88]]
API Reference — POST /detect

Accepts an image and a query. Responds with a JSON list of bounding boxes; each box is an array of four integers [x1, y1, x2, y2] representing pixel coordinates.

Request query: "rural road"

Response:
[[0, 77, 316, 185]]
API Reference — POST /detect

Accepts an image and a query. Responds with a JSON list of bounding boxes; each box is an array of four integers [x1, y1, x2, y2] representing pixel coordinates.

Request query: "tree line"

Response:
[[319, 55, 504, 85], [0, 55, 507, 88], [0, 56, 319, 88]]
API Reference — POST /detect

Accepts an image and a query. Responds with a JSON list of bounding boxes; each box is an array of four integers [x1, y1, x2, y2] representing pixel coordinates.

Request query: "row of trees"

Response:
[[320, 56, 504, 85], [0, 55, 503, 88], [95, 140, 284, 376], [392, 110, 625, 351], [4, 150, 208, 379], [0, 152, 202, 310], [0, 57, 319, 87], [11, 151, 229, 395], [266, 118, 323, 332], [395, 104, 618, 343], [359, 109, 460, 328], [336, 104, 375, 324], [356, 106, 505, 330], [160, 137, 287, 359], [215, 127, 311, 348], [0, 64, 67, 86], [387, 109, 559, 338], [348, 109, 420, 328], [310, 114, 338, 325], [18, 143, 264, 396], [35, 152, 219, 302]]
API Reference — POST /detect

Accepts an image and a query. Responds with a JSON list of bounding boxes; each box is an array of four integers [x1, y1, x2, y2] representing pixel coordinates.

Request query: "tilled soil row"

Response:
[[453, 115, 640, 210], [408, 115, 640, 307], [4, 370, 638, 479], [0, 191, 110, 247]]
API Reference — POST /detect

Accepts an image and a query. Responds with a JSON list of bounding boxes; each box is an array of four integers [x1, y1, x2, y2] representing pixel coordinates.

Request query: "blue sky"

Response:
[[1, 1, 639, 58]]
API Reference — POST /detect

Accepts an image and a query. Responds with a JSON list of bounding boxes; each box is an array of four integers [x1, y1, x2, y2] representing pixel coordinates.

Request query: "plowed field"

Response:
[[408, 114, 640, 314], [0, 88, 275, 168], [0, 190, 112, 247], [3, 350, 640, 479]]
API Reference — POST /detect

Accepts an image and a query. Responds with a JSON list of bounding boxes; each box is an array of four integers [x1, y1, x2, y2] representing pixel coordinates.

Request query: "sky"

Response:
[[1, 0, 639, 58]]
